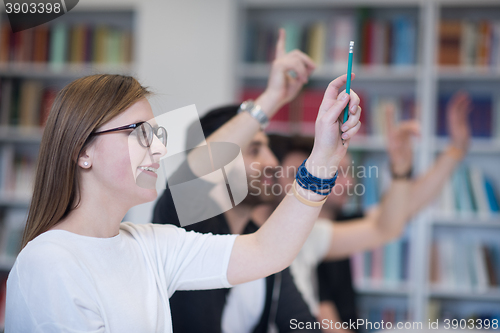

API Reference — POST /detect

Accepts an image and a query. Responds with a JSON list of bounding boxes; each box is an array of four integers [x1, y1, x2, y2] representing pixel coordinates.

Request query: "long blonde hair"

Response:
[[22, 74, 151, 248]]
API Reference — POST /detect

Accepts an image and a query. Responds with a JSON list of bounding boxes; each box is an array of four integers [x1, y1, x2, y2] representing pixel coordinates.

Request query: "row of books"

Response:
[[245, 13, 416, 67], [429, 238, 500, 292], [439, 20, 500, 67], [437, 165, 500, 219], [0, 79, 56, 127], [242, 88, 413, 137], [242, 87, 498, 139], [351, 237, 411, 287], [0, 22, 132, 66], [0, 146, 36, 199]]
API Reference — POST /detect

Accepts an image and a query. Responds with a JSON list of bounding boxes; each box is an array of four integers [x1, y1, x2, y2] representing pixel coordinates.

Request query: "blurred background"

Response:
[[0, 0, 499, 331]]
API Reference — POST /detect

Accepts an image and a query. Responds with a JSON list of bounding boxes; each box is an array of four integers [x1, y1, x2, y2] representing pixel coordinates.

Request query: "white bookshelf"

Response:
[[237, 0, 500, 326], [0, 8, 136, 273]]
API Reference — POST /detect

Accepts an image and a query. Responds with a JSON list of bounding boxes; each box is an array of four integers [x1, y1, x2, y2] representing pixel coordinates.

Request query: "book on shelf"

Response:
[[439, 21, 462, 66], [244, 10, 416, 67], [19, 80, 44, 128], [437, 164, 500, 219], [0, 145, 36, 199], [439, 19, 500, 68], [0, 78, 56, 128], [0, 21, 132, 66], [328, 16, 355, 70], [429, 238, 500, 292], [0, 145, 14, 195], [0, 80, 12, 126], [306, 21, 327, 65]]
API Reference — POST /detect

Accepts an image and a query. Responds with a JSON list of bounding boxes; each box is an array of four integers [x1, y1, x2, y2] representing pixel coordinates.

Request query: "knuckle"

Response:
[[328, 80, 338, 89]]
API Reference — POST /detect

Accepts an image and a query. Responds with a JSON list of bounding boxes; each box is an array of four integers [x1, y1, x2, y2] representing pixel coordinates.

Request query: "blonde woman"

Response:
[[5, 69, 365, 333]]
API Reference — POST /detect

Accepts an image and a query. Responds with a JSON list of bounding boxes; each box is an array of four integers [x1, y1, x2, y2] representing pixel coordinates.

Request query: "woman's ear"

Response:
[[78, 147, 93, 169]]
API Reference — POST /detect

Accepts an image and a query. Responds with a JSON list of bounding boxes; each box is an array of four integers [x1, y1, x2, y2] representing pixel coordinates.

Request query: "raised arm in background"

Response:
[[323, 91, 471, 260], [406, 91, 471, 216], [204, 28, 316, 151]]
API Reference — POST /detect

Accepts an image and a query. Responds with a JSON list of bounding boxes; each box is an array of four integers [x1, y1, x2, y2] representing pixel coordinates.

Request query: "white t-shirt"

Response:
[[289, 218, 333, 316], [5, 222, 237, 333], [221, 278, 266, 333]]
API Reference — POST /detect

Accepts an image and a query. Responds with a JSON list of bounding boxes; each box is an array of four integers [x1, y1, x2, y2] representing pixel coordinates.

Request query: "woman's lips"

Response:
[[138, 163, 160, 178]]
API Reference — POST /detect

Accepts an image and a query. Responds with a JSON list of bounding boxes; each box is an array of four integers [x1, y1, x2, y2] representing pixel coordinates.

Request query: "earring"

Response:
[[84, 162, 89, 167]]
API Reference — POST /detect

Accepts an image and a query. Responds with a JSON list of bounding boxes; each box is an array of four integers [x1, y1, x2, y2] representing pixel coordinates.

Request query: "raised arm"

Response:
[[406, 91, 471, 216], [227, 75, 362, 285], [323, 92, 471, 260], [205, 28, 315, 150], [324, 107, 416, 259]]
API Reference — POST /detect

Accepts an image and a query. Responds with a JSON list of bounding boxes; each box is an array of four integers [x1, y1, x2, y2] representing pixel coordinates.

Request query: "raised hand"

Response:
[[262, 28, 316, 111], [306, 74, 362, 178], [447, 91, 471, 152], [385, 105, 420, 177]]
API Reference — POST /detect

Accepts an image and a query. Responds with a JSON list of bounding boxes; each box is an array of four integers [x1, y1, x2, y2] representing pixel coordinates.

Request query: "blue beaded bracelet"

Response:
[[295, 159, 338, 196]]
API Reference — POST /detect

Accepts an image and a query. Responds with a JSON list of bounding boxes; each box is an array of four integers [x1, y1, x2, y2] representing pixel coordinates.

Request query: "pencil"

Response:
[[343, 41, 354, 124]]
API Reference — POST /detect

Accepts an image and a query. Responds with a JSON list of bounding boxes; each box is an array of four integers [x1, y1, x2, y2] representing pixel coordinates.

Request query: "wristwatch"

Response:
[[238, 100, 269, 129]]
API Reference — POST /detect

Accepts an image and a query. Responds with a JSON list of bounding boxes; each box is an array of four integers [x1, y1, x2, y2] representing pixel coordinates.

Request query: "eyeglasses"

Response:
[[92, 121, 168, 148]]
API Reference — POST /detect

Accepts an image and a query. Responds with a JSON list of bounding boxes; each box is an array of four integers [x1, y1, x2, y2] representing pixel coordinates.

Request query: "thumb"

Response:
[[398, 120, 421, 137], [385, 103, 396, 139], [275, 28, 286, 59]]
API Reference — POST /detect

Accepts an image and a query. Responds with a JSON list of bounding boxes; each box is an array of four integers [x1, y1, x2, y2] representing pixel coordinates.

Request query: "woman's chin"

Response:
[[135, 188, 158, 205], [136, 172, 158, 190]]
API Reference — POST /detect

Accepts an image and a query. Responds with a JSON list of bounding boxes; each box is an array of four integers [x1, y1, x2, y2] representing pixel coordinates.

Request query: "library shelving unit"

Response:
[[0, 6, 136, 330], [427, 0, 500, 325], [236, 0, 500, 329]]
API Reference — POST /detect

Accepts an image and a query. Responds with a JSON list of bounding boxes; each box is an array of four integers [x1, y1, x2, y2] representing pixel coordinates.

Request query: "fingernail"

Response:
[[350, 105, 357, 112], [342, 133, 348, 139], [338, 92, 348, 101], [341, 125, 348, 132]]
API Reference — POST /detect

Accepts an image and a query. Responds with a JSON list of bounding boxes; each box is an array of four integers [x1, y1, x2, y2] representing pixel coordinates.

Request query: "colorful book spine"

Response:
[[49, 23, 68, 68]]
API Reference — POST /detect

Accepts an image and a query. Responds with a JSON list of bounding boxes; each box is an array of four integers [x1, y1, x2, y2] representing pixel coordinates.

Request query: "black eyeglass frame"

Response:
[[91, 121, 167, 148]]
